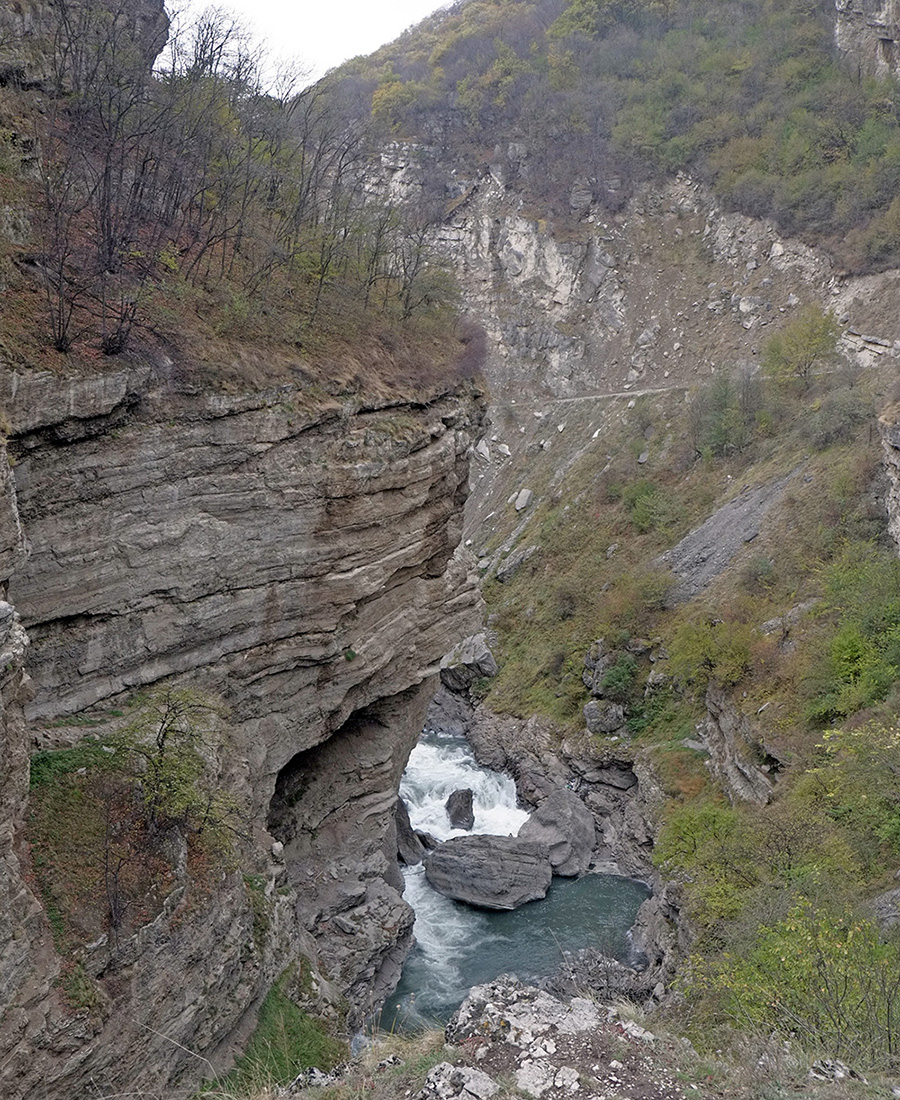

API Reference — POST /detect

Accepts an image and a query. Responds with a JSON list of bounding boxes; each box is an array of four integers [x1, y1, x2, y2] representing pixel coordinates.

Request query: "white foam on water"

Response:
[[400, 733, 529, 841]]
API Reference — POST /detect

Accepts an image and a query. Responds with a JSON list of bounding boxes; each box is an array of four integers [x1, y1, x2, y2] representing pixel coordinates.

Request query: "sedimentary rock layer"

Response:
[[0, 360, 484, 1099]]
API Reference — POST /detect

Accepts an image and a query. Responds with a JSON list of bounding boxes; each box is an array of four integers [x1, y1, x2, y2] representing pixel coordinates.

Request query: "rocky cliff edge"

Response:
[[0, 355, 485, 1099]]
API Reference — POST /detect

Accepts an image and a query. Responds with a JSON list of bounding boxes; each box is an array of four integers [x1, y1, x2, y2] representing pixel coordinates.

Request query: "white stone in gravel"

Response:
[[516, 1060, 557, 1097], [416, 1063, 500, 1100], [555, 1066, 581, 1091]]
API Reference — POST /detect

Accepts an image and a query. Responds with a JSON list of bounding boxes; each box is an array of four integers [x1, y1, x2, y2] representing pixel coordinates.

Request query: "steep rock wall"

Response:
[[0, 0, 168, 87], [0, 359, 485, 1099], [835, 0, 900, 77]]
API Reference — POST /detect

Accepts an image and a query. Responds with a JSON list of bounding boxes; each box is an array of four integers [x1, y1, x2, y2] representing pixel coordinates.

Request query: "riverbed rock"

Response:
[[445, 788, 475, 831], [517, 788, 595, 876], [424, 835, 552, 910], [396, 798, 427, 865]]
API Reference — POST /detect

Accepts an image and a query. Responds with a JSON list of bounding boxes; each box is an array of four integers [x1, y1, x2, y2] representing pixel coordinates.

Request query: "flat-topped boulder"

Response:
[[424, 835, 551, 910]]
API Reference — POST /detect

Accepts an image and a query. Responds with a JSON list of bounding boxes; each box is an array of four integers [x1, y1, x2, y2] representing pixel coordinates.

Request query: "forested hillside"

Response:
[[0, 1, 474, 389], [337, 0, 900, 270]]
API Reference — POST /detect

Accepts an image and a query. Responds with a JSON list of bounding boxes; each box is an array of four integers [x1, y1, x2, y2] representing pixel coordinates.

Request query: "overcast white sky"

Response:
[[179, 1, 452, 82]]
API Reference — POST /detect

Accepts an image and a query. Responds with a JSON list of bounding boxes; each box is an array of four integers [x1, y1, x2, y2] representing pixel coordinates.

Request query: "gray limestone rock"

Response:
[[0, 370, 486, 1100], [440, 634, 498, 694], [424, 835, 552, 910], [415, 1063, 499, 1100], [445, 788, 475, 831], [397, 798, 427, 865], [703, 684, 774, 805], [584, 699, 626, 735], [518, 788, 595, 876], [496, 544, 539, 584]]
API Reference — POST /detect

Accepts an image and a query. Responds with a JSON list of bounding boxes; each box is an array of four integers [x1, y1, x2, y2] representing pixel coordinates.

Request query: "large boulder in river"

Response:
[[446, 787, 475, 830], [518, 788, 596, 877], [424, 835, 552, 910]]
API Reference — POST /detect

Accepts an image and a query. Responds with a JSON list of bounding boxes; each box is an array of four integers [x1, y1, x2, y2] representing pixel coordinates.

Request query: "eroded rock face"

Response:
[[703, 683, 774, 806], [518, 788, 596, 877], [397, 797, 428, 865], [835, 0, 900, 77], [424, 834, 552, 910], [0, 363, 485, 1099], [881, 415, 900, 551], [0, 0, 168, 88]]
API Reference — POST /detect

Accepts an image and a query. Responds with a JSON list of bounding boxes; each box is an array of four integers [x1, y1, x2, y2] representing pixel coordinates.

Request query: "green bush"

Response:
[[807, 722, 900, 859], [801, 388, 869, 450], [689, 901, 900, 1069], [622, 478, 685, 533], [806, 544, 900, 722], [762, 306, 840, 389], [668, 617, 755, 693], [600, 653, 638, 703]]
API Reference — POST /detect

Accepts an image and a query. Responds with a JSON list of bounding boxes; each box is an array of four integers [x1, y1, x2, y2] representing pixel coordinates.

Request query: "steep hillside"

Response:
[[327, 0, 900, 1080], [340, 0, 900, 272]]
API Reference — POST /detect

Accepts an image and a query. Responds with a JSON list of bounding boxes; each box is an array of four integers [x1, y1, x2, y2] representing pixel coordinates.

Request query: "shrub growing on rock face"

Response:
[[27, 687, 244, 950], [667, 617, 754, 693], [762, 306, 840, 389], [108, 687, 243, 850], [599, 652, 638, 703]]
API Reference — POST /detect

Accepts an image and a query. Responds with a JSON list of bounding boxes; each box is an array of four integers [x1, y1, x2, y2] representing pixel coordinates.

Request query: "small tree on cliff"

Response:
[[762, 305, 840, 389], [109, 686, 244, 849]]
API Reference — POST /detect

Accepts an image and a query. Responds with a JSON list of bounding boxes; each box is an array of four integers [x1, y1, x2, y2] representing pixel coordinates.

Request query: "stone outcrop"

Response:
[[424, 835, 552, 910], [397, 798, 428, 865], [661, 469, 800, 604], [0, 0, 168, 88], [880, 412, 900, 552], [440, 977, 684, 1100], [445, 787, 475, 830], [835, 0, 900, 77], [518, 788, 596, 877], [439, 632, 498, 693], [0, 360, 485, 1100], [703, 684, 775, 806], [463, 707, 658, 879]]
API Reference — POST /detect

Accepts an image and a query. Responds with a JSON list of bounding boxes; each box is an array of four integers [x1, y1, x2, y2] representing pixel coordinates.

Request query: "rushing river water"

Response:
[[380, 729, 650, 1032]]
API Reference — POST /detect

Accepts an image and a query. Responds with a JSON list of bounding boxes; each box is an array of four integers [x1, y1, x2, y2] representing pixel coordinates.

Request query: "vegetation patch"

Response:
[[26, 687, 244, 957], [206, 968, 348, 1095]]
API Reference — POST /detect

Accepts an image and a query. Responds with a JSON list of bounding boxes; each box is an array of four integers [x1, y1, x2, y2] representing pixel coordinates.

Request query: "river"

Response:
[[380, 728, 650, 1031]]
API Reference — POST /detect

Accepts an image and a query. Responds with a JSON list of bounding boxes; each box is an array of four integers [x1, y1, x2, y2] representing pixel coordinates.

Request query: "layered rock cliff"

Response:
[[0, 357, 485, 1099]]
